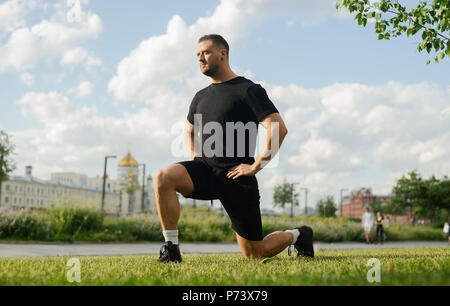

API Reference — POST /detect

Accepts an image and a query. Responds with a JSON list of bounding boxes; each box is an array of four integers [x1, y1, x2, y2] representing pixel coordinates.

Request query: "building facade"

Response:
[[340, 188, 391, 218], [0, 152, 156, 216]]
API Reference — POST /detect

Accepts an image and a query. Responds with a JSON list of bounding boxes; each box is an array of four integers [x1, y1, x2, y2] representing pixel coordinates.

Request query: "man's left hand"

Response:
[[226, 163, 259, 179]]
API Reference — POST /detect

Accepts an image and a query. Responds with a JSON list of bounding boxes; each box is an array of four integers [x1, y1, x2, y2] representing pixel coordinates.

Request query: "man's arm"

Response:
[[227, 112, 288, 179], [184, 120, 200, 160], [253, 112, 288, 173]]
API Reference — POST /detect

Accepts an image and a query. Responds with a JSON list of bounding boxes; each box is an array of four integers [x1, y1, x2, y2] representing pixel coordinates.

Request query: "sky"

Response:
[[0, 0, 449, 212]]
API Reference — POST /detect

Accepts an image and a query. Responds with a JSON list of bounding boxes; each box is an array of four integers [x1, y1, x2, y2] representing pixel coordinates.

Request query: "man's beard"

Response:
[[201, 63, 219, 77]]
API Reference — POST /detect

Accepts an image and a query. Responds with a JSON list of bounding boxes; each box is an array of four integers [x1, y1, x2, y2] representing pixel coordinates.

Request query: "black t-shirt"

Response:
[[187, 76, 279, 170]]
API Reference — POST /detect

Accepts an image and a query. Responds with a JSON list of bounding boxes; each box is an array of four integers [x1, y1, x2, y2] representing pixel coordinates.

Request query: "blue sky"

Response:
[[0, 0, 449, 212]]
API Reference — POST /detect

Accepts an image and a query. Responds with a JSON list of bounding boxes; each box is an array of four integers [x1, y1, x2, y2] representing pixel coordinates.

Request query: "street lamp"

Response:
[[340, 188, 349, 218], [139, 163, 146, 213], [101, 155, 116, 222], [291, 182, 299, 218], [300, 187, 309, 216]]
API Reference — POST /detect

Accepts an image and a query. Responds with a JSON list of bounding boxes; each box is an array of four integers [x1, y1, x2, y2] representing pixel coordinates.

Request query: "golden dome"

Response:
[[128, 172, 136, 178], [147, 174, 153, 181], [118, 152, 139, 168]]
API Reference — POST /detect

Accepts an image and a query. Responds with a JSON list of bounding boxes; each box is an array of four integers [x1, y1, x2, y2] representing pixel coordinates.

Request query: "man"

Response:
[[154, 34, 314, 262], [362, 207, 374, 244]]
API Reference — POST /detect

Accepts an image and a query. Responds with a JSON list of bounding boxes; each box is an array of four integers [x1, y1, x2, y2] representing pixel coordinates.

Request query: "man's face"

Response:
[[196, 40, 224, 77]]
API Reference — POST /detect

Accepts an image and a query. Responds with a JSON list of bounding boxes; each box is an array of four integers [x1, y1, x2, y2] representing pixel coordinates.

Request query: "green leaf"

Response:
[[439, 52, 445, 60], [378, 33, 384, 40]]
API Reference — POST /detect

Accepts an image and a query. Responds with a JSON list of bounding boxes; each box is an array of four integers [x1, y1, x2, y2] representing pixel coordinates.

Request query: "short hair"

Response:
[[198, 34, 229, 56]]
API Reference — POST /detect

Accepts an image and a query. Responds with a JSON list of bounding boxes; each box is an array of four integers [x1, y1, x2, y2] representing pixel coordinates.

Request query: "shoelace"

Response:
[[159, 244, 168, 256], [288, 245, 295, 256]]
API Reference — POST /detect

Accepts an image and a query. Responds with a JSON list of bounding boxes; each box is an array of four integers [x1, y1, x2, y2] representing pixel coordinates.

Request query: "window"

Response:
[[6, 185, 10, 191], [20, 186, 22, 192], [15, 186, 18, 192], [14, 198, 17, 204], [4, 197, 9, 203]]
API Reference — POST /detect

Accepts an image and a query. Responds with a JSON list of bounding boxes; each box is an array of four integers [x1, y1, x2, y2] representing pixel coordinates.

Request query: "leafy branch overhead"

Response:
[[336, 0, 449, 64]]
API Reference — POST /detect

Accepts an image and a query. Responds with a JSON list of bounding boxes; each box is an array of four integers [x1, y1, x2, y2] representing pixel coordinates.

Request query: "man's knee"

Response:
[[155, 168, 174, 191], [155, 164, 193, 195]]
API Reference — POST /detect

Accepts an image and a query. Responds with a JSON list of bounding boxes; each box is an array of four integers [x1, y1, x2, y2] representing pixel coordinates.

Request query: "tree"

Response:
[[317, 196, 338, 218], [388, 170, 450, 224], [273, 178, 299, 217], [0, 130, 16, 207], [368, 198, 384, 214], [336, 0, 449, 64], [120, 171, 140, 215]]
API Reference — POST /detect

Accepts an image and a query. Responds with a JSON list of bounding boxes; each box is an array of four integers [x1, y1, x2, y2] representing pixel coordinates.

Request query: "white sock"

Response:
[[285, 229, 300, 245], [163, 230, 179, 245]]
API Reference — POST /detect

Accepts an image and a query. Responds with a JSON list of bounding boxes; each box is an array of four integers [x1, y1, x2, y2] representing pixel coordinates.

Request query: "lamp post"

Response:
[[300, 187, 309, 216], [101, 155, 116, 222], [340, 188, 349, 218], [291, 182, 299, 218], [139, 164, 146, 213]]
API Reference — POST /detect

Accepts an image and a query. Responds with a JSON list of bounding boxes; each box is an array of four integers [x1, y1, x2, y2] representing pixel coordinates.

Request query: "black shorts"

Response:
[[177, 157, 263, 241]]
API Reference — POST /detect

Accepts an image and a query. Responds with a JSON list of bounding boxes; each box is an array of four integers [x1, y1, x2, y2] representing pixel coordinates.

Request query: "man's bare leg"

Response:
[[154, 164, 194, 231], [236, 231, 294, 259]]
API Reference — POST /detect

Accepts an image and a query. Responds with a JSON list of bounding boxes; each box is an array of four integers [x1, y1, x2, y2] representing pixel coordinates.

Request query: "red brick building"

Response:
[[340, 188, 391, 218], [340, 187, 429, 225]]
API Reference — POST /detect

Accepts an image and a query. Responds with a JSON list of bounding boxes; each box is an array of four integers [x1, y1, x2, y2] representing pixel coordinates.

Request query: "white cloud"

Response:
[[0, 5, 102, 72], [68, 81, 93, 97], [108, 0, 338, 103], [60, 47, 102, 69], [0, 0, 30, 33], [20, 72, 34, 85]]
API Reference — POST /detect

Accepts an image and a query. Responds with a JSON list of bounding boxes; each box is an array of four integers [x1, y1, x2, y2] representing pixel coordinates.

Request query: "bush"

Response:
[[0, 205, 445, 242], [0, 208, 54, 241]]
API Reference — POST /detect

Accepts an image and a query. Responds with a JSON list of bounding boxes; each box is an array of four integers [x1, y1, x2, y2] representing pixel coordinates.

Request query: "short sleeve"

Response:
[[244, 84, 279, 122], [187, 94, 198, 124]]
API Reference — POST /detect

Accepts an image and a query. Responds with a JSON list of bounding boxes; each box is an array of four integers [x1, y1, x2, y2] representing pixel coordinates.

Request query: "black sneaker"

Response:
[[157, 241, 182, 263], [294, 226, 314, 258]]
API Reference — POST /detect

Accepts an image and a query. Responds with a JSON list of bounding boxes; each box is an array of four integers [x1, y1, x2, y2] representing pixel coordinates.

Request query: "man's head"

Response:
[[197, 34, 230, 77]]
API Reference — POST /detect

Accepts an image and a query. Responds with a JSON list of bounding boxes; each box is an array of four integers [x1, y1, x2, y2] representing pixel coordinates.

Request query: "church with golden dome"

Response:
[[116, 151, 155, 216], [1, 151, 156, 216]]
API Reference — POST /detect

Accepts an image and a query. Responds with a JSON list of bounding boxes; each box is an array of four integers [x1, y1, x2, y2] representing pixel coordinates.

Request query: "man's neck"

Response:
[[211, 69, 239, 84]]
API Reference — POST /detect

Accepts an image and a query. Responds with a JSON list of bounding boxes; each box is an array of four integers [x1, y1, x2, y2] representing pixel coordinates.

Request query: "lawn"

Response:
[[0, 247, 448, 286]]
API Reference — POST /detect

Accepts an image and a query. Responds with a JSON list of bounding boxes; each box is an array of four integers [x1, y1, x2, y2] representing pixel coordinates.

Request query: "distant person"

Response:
[[443, 218, 449, 243], [375, 212, 384, 244], [385, 215, 390, 228], [362, 207, 374, 244]]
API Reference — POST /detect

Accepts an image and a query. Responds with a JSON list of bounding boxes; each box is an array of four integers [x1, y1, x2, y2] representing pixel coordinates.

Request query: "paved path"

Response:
[[0, 241, 448, 258]]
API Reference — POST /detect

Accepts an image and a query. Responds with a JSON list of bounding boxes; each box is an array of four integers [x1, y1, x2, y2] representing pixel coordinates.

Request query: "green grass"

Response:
[[0, 247, 448, 286]]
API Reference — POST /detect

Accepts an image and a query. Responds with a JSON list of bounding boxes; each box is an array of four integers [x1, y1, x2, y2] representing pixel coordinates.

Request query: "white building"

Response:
[[0, 152, 156, 216]]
